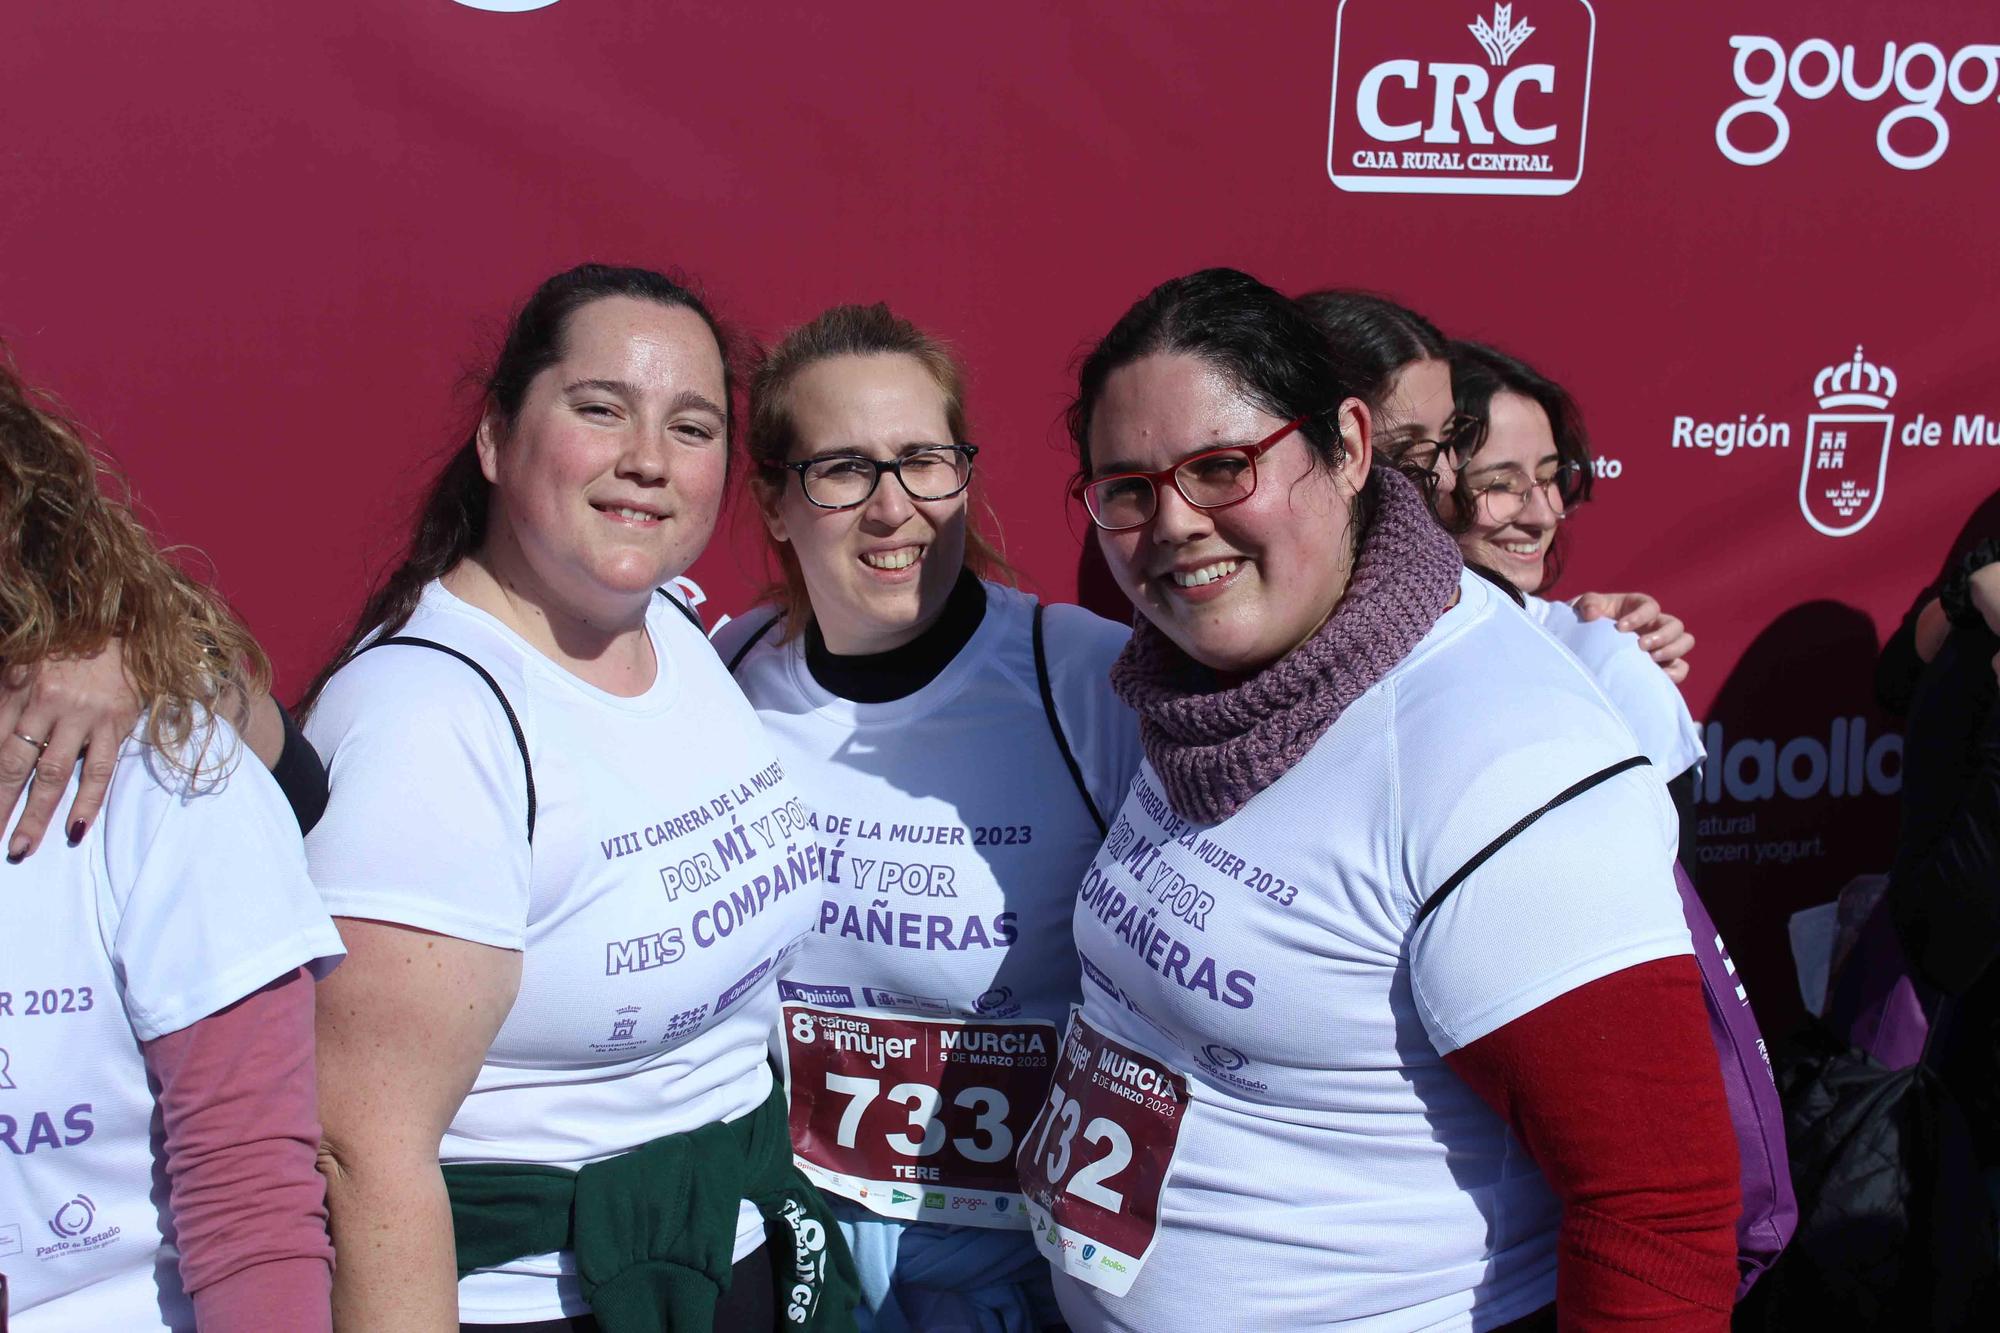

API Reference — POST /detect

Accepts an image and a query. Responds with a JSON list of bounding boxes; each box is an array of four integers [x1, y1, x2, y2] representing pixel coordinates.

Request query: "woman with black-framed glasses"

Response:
[[713, 303, 1141, 1333]]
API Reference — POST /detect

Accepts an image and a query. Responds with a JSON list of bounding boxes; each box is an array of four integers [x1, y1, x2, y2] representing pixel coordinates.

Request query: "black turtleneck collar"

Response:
[[804, 570, 988, 703]]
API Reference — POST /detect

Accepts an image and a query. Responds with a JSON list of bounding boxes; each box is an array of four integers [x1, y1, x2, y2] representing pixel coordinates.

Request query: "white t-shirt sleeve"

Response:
[[1039, 602, 1143, 822], [305, 645, 533, 949], [1406, 767, 1692, 1054], [101, 726, 346, 1043], [1535, 600, 1705, 779]]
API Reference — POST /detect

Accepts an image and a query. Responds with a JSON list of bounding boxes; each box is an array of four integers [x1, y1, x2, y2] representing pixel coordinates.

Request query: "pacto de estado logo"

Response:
[[1327, 1, 1596, 195], [1670, 346, 2000, 540], [1717, 35, 2000, 170]]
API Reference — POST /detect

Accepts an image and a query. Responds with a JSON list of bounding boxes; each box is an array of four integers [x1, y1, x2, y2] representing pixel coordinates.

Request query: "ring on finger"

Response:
[[11, 730, 49, 753]]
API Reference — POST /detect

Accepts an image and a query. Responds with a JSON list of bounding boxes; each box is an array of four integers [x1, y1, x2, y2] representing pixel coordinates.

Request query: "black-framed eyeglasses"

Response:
[[1392, 412, 1486, 475], [1071, 415, 1310, 532], [1469, 459, 1587, 524], [765, 443, 979, 511]]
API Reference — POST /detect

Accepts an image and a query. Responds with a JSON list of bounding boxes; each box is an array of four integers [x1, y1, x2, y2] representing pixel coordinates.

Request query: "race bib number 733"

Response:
[[781, 1004, 1056, 1228], [1016, 1008, 1189, 1296]]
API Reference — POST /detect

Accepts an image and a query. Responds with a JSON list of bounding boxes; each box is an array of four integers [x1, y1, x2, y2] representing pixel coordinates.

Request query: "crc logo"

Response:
[[1328, 0, 1597, 195], [1718, 36, 2000, 171], [1801, 347, 1897, 538]]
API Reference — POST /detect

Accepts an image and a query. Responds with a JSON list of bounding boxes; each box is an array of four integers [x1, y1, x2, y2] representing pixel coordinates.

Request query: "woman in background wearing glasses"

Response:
[[1031, 268, 1737, 1330], [712, 304, 1140, 1333], [1291, 292, 1704, 846], [1295, 290, 1697, 684], [1438, 340, 1705, 842]]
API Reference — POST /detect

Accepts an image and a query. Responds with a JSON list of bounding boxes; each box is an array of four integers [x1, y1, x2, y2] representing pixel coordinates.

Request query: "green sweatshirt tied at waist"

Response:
[[443, 1082, 858, 1333]]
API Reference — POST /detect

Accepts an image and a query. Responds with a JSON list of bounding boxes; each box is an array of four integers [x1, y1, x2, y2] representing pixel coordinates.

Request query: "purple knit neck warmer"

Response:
[[1109, 466, 1463, 825]]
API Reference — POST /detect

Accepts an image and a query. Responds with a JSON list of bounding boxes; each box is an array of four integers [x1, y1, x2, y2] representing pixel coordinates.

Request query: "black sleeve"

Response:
[[1889, 625, 2000, 996], [1940, 538, 2000, 632], [1874, 614, 1929, 718], [268, 703, 329, 836], [1667, 765, 1698, 871]]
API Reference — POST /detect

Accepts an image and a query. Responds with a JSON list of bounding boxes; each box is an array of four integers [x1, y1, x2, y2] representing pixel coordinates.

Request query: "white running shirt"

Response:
[[1525, 595, 1704, 780], [1, 722, 343, 1332], [1054, 570, 1693, 1332], [714, 583, 1139, 1031], [306, 583, 820, 1322]]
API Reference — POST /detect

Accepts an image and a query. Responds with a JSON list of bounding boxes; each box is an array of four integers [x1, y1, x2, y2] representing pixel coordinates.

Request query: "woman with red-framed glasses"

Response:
[[1026, 267, 1738, 1332]]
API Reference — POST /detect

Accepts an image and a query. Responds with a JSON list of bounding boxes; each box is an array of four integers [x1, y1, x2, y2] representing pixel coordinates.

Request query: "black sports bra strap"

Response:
[[357, 636, 537, 843], [1033, 603, 1109, 838], [725, 612, 784, 675], [1413, 755, 1651, 929], [654, 585, 704, 632]]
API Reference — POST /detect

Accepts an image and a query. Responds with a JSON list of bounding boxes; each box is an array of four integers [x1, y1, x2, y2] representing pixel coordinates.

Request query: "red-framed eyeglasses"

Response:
[[1071, 415, 1311, 531]]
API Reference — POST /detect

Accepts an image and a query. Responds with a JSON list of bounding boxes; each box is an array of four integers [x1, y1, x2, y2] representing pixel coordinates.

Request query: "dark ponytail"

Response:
[[298, 263, 731, 716], [1293, 288, 1448, 407]]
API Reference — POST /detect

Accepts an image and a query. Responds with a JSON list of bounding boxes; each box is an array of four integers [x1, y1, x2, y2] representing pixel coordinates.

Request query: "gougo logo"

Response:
[[1327, 0, 1596, 195], [1717, 35, 2000, 170]]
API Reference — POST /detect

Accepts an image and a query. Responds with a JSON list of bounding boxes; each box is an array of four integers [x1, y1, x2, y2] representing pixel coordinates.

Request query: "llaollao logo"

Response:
[[1328, 0, 1597, 195], [452, 1, 562, 11]]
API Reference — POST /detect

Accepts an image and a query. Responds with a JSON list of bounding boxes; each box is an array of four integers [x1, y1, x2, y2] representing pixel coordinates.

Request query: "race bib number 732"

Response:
[[1015, 1008, 1189, 1296]]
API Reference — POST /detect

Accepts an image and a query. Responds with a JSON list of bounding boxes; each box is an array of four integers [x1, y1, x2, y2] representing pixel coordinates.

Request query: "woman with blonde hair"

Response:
[[714, 302, 1139, 1332], [0, 352, 344, 1330]]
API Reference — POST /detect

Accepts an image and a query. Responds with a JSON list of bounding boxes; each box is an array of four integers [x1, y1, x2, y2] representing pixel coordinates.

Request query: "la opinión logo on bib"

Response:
[[1327, 0, 1596, 195]]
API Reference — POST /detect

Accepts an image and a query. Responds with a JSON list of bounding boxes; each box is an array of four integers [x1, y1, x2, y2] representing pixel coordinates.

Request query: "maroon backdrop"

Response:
[[9, 0, 1999, 1031]]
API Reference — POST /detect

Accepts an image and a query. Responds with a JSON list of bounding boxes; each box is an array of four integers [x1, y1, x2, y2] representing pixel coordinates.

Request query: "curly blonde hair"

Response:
[[0, 349, 268, 779]]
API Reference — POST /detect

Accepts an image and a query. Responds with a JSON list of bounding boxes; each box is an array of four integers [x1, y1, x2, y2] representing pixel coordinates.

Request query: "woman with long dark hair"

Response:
[[1297, 293, 1705, 846], [0, 352, 343, 1330], [1023, 269, 1738, 1329], [1295, 289, 1697, 682], [713, 303, 1138, 1332], [300, 264, 854, 1331]]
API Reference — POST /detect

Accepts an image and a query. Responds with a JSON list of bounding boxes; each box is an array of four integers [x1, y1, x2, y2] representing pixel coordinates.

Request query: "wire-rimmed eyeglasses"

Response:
[[1468, 459, 1587, 524], [765, 444, 979, 511]]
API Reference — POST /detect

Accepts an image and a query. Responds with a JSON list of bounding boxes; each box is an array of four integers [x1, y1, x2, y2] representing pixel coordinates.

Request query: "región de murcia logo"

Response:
[[1671, 346, 2000, 540], [1327, 0, 1596, 195], [1801, 347, 1897, 538]]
